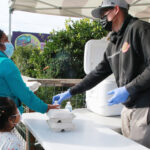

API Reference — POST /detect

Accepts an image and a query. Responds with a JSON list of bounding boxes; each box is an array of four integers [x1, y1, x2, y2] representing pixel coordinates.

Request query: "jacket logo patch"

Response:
[[122, 42, 130, 53]]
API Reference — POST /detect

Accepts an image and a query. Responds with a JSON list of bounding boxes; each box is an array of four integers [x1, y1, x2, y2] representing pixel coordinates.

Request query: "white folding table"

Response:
[[21, 109, 149, 150]]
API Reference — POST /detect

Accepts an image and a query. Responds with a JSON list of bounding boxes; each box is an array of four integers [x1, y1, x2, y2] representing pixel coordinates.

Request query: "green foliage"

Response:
[[12, 18, 107, 107], [42, 18, 107, 79], [13, 18, 107, 79], [12, 46, 45, 78]]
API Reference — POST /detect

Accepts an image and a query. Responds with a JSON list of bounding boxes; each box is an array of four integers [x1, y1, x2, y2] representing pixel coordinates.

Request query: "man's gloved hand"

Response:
[[107, 86, 129, 106], [52, 90, 72, 104]]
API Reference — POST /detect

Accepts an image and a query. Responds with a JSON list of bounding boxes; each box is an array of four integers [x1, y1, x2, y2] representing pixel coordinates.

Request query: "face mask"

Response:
[[100, 15, 112, 31], [4, 42, 14, 58], [11, 109, 22, 125]]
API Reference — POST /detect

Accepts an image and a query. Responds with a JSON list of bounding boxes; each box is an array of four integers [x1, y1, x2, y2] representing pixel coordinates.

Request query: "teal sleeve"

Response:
[[2, 60, 48, 113]]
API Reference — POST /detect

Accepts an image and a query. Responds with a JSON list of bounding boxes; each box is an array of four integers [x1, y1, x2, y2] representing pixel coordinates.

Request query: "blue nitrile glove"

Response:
[[52, 90, 72, 104], [107, 86, 129, 106]]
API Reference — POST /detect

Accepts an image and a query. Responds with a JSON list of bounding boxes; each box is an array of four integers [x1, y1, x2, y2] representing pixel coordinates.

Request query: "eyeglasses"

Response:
[[101, 10, 112, 19], [11, 110, 21, 117], [100, 7, 114, 19], [11, 113, 20, 117]]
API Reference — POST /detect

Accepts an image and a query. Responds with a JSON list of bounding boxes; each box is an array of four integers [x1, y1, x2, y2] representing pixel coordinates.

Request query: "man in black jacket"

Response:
[[53, 0, 150, 147]]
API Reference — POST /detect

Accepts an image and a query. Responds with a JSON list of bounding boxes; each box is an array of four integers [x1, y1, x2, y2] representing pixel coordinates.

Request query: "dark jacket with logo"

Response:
[[70, 15, 150, 108]]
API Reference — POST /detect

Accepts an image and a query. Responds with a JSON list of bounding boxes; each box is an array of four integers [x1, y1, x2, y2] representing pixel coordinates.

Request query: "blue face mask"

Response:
[[4, 42, 14, 58]]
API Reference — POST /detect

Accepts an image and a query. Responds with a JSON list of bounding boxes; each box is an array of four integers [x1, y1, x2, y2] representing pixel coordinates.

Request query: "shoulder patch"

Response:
[[122, 42, 130, 53]]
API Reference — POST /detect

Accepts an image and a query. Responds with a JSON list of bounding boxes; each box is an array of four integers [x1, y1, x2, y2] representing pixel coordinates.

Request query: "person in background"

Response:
[[53, 0, 150, 148], [0, 97, 24, 150], [0, 29, 58, 113]]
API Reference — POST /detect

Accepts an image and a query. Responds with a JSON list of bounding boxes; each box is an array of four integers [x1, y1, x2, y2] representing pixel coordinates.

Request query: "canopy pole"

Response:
[[9, 8, 13, 41]]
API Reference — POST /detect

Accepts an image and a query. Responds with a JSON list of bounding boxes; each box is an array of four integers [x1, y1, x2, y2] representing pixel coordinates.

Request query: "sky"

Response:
[[0, 0, 80, 35]]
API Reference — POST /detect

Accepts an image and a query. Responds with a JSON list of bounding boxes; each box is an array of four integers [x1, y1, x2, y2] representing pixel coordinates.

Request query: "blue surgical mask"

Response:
[[4, 42, 14, 58]]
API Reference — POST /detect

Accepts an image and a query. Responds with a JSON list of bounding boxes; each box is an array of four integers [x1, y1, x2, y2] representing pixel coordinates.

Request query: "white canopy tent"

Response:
[[8, 0, 150, 39], [9, 0, 150, 19]]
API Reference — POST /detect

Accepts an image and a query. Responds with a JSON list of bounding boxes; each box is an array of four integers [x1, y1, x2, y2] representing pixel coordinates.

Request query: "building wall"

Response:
[[11, 31, 50, 50]]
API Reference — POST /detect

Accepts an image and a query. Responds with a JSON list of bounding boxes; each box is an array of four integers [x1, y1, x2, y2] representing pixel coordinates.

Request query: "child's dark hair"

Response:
[[0, 29, 4, 40], [0, 97, 17, 131], [0, 30, 4, 47]]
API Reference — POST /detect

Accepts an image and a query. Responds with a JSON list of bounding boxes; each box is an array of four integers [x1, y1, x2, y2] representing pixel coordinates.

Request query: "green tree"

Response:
[[12, 18, 107, 106], [12, 46, 45, 78], [13, 18, 107, 79], [42, 18, 107, 79]]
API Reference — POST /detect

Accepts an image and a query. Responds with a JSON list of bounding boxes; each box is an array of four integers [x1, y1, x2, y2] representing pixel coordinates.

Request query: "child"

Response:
[[0, 97, 24, 150]]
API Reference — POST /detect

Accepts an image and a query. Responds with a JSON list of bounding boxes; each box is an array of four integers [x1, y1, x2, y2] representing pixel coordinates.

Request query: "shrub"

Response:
[[42, 18, 107, 79], [12, 18, 107, 107]]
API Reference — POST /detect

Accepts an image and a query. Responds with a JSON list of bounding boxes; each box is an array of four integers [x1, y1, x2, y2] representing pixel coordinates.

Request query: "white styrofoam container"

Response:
[[47, 120, 75, 132], [84, 38, 109, 74], [47, 109, 75, 120], [46, 109, 75, 132], [22, 75, 41, 92], [84, 39, 123, 116]]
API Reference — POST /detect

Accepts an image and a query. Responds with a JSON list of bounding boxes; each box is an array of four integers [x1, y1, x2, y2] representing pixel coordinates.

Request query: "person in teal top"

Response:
[[0, 30, 58, 113]]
